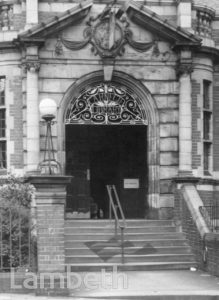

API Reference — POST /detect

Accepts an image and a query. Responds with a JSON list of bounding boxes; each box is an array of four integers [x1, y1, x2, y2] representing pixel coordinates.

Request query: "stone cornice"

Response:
[[13, 37, 45, 49], [0, 41, 16, 50], [172, 176, 219, 186], [196, 46, 219, 62], [192, 4, 216, 20], [27, 175, 72, 186]]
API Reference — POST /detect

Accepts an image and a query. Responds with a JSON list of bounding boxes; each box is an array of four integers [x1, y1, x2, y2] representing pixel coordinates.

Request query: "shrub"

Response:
[[0, 175, 35, 208], [0, 175, 36, 271]]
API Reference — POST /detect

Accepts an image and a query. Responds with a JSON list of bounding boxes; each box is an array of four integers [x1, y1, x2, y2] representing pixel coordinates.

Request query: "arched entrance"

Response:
[[58, 71, 160, 218]]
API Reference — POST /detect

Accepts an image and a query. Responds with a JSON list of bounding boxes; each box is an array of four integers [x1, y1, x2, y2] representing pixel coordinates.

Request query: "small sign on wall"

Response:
[[124, 179, 139, 189]]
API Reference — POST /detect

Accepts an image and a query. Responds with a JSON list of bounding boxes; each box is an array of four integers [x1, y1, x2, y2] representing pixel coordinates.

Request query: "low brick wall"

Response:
[[181, 195, 205, 270], [205, 233, 219, 277], [174, 182, 219, 277]]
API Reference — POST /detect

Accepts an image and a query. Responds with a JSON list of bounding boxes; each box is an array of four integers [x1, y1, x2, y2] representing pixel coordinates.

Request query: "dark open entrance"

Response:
[[66, 125, 147, 219]]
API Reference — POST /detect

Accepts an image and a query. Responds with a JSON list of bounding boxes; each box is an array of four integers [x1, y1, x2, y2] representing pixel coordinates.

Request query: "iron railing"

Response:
[[107, 184, 126, 263], [199, 205, 219, 232], [0, 206, 37, 272]]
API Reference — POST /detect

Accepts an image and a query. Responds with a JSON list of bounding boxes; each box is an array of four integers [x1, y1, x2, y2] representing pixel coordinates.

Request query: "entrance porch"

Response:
[[65, 125, 147, 219]]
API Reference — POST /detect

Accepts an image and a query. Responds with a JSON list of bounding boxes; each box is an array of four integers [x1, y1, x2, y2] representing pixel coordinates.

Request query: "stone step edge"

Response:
[[68, 293, 219, 299], [64, 226, 177, 229], [65, 246, 192, 252], [65, 253, 195, 258], [64, 261, 197, 267], [64, 233, 184, 236], [65, 219, 174, 222], [65, 239, 188, 243]]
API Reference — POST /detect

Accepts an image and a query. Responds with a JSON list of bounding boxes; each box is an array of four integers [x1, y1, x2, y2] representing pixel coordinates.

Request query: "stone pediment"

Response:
[[16, 0, 93, 44], [15, 0, 201, 64], [15, 0, 201, 52], [121, 0, 201, 47]]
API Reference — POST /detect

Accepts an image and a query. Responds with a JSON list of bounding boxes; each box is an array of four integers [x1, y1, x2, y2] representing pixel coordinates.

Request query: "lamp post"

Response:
[[38, 98, 61, 175]]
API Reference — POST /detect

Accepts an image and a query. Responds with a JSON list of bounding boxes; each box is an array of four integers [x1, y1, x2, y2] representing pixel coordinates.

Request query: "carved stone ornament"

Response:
[[176, 63, 193, 78], [56, 1, 157, 58], [23, 61, 40, 73]]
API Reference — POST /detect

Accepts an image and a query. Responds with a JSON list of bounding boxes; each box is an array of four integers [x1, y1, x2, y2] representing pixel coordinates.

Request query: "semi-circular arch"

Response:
[[58, 70, 160, 214]]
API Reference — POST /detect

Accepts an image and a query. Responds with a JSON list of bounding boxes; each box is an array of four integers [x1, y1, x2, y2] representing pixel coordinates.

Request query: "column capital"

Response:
[[23, 60, 40, 73], [176, 0, 191, 5], [176, 63, 193, 78]]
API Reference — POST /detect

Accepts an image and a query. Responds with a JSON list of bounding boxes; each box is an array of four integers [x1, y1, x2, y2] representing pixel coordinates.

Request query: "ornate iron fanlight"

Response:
[[65, 83, 147, 125]]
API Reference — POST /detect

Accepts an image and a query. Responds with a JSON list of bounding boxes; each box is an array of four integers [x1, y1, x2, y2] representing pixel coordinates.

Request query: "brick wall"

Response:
[[181, 196, 205, 269], [13, 13, 26, 31], [205, 234, 219, 277], [9, 76, 24, 168], [29, 176, 71, 274], [191, 80, 201, 170], [213, 73, 219, 171], [37, 204, 65, 272], [198, 190, 213, 206]]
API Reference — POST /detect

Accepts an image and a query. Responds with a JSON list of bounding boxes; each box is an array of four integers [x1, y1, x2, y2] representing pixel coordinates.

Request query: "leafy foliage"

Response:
[[0, 175, 36, 271], [0, 175, 35, 208]]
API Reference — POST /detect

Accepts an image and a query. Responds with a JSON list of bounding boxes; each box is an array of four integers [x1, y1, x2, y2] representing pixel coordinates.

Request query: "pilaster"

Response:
[[177, 54, 193, 176], [23, 46, 40, 173]]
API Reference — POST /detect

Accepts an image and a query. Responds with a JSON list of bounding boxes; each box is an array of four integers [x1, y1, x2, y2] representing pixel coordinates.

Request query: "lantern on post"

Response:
[[38, 98, 61, 175]]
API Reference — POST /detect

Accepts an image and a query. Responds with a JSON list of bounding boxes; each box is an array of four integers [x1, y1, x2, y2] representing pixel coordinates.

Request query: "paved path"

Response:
[[0, 270, 218, 299]]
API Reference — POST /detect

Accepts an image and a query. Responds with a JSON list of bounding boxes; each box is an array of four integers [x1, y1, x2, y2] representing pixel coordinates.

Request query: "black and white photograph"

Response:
[[0, 0, 218, 299]]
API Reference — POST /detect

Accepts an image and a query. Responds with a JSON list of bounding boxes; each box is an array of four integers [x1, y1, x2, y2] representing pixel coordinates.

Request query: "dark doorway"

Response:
[[66, 125, 147, 218]]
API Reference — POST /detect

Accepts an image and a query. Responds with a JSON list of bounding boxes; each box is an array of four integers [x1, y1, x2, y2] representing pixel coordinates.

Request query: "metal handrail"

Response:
[[199, 205, 219, 232], [106, 184, 126, 263]]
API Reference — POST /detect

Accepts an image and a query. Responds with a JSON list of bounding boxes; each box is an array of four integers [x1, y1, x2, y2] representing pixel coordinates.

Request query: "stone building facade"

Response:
[[0, 0, 219, 220]]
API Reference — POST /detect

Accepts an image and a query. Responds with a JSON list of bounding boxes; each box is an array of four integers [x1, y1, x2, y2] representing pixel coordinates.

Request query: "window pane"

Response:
[[204, 143, 211, 175], [0, 78, 5, 106], [203, 111, 211, 140], [0, 109, 5, 138], [203, 80, 211, 109], [0, 141, 6, 169]]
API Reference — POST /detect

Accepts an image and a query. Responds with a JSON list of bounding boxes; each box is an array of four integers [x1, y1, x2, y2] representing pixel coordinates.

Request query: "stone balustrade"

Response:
[[0, 2, 13, 31], [193, 5, 215, 38]]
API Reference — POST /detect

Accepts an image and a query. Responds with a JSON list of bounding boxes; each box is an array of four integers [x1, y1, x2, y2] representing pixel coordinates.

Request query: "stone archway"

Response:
[[58, 71, 160, 214]]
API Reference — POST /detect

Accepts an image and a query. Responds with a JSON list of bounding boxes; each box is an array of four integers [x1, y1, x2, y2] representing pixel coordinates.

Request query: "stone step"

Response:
[[65, 239, 189, 248], [68, 294, 219, 299], [65, 246, 192, 256], [64, 232, 186, 241], [65, 262, 197, 272], [65, 253, 196, 264], [64, 219, 196, 273], [65, 220, 174, 227], [64, 226, 177, 234]]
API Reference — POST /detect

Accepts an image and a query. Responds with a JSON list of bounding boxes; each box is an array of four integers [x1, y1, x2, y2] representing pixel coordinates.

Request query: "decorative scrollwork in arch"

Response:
[[65, 83, 147, 125]]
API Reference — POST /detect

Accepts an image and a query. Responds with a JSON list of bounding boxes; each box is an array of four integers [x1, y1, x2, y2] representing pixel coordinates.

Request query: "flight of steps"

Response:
[[64, 219, 197, 271]]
